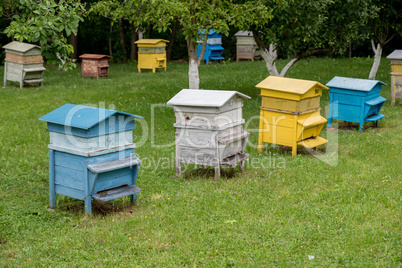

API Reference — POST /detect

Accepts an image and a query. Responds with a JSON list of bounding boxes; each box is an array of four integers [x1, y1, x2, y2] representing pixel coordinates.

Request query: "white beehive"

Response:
[[167, 89, 251, 180]]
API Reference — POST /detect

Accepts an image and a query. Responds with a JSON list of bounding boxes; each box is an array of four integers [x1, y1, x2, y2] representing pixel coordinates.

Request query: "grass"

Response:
[[0, 57, 401, 267]]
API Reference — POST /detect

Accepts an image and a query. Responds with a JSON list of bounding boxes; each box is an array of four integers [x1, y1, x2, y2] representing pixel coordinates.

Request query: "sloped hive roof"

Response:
[[3, 41, 40, 52], [386, 50, 402, 60], [235, 31, 253, 37], [256, 76, 328, 95], [167, 89, 251, 108], [39, 104, 143, 130], [325, 76, 386, 92], [134, 39, 169, 45], [79, 54, 111, 59]]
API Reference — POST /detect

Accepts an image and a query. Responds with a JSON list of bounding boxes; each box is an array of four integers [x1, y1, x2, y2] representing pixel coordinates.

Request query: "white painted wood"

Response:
[[207, 38, 222, 45], [49, 130, 134, 156], [168, 89, 250, 108], [174, 108, 242, 129]]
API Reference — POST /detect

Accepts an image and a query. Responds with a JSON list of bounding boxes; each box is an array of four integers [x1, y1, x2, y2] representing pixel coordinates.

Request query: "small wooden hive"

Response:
[[167, 89, 251, 180], [326, 76, 386, 131], [79, 54, 111, 79], [39, 104, 143, 214], [235, 31, 259, 62], [197, 30, 225, 64], [386, 50, 402, 105], [134, 39, 168, 73], [256, 76, 328, 156], [3, 41, 45, 88]]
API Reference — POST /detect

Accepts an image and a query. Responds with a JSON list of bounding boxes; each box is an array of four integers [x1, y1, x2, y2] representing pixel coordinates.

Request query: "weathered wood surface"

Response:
[[5, 53, 43, 64], [134, 39, 168, 73], [387, 50, 402, 105], [80, 55, 111, 79], [40, 104, 142, 214]]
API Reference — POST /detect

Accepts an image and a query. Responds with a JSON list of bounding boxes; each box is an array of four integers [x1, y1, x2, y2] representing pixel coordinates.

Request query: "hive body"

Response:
[[197, 30, 224, 64], [79, 54, 111, 79], [386, 50, 402, 106], [39, 104, 143, 214], [235, 31, 260, 62], [167, 89, 250, 179], [256, 76, 328, 156], [326, 76, 386, 131], [134, 39, 168, 73], [3, 41, 45, 88]]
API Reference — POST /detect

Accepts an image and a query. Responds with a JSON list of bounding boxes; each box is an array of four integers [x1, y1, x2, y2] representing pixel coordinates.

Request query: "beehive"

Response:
[[256, 76, 328, 156], [386, 50, 402, 106], [79, 54, 111, 79], [167, 89, 250, 180], [197, 30, 224, 64], [235, 31, 259, 61], [134, 39, 168, 73], [326, 76, 386, 131], [39, 104, 143, 214], [3, 41, 45, 88]]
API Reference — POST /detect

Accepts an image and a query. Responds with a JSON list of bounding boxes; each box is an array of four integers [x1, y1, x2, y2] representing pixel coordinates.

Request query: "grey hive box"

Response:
[[386, 50, 402, 105], [235, 31, 260, 62], [167, 89, 251, 180], [3, 41, 45, 88]]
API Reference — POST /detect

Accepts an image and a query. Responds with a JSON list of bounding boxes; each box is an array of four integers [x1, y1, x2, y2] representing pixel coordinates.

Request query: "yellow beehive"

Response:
[[256, 76, 329, 156], [134, 39, 169, 73], [386, 50, 402, 106]]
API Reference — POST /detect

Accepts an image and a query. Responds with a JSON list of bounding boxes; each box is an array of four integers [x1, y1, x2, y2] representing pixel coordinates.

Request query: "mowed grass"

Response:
[[0, 57, 401, 267]]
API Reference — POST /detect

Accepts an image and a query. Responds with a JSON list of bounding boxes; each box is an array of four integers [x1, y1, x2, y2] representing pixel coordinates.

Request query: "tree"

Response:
[[249, 0, 375, 77], [368, 0, 402, 79], [3, 0, 86, 70], [144, 0, 270, 89]]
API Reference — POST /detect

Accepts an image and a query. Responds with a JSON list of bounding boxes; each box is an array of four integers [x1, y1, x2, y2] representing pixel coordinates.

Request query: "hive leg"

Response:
[[292, 144, 297, 157], [239, 160, 245, 172], [258, 110, 264, 153], [327, 118, 332, 128], [49, 149, 56, 209], [84, 197, 92, 214], [214, 165, 220, 181]]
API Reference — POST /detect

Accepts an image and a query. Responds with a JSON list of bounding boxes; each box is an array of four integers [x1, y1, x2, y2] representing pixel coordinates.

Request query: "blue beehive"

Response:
[[39, 104, 143, 214], [197, 30, 224, 64], [326, 76, 386, 131]]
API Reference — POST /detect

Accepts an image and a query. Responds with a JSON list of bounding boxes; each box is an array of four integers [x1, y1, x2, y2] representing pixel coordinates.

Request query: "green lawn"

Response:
[[0, 58, 400, 267]]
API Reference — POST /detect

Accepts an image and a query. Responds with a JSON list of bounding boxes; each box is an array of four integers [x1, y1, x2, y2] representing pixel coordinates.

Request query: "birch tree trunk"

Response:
[[260, 44, 280, 76], [187, 39, 200, 89], [369, 39, 383, 80]]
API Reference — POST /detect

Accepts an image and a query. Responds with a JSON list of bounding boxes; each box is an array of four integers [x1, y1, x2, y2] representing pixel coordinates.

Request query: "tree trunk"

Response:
[[260, 44, 280, 76], [187, 39, 200, 89], [279, 57, 300, 77], [197, 32, 209, 67], [119, 20, 128, 63], [369, 39, 382, 80], [349, 40, 352, 58], [109, 21, 113, 57], [166, 20, 178, 61], [130, 24, 138, 61], [69, 27, 79, 60], [147, 23, 152, 39]]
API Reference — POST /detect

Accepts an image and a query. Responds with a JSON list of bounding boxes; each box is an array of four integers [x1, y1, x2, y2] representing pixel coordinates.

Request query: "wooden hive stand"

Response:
[[386, 50, 402, 106], [256, 76, 329, 157], [79, 54, 111, 79], [134, 39, 168, 73], [3, 41, 45, 88]]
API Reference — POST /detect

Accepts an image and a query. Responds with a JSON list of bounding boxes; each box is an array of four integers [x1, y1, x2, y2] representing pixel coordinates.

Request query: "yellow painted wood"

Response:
[[134, 39, 169, 73], [261, 95, 320, 114], [256, 76, 328, 100], [391, 64, 402, 73], [256, 76, 328, 156]]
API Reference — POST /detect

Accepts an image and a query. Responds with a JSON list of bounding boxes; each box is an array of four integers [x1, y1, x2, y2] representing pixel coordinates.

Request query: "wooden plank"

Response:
[[221, 153, 250, 167], [95, 173, 132, 192], [93, 185, 141, 202], [5, 53, 43, 64], [87, 155, 140, 174]]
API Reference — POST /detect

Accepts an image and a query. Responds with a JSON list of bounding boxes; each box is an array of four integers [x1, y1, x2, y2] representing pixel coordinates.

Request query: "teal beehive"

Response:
[[326, 76, 386, 131], [197, 30, 224, 64], [39, 104, 143, 214]]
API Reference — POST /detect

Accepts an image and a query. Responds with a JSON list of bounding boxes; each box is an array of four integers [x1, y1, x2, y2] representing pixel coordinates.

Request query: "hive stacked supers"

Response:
[[235, 31, 259, 62], [134, 39, 168, 73], [326, 76, 386, 131], [256, 76, 328, 156], [3, 41, 45, 88], [386, 50, 402, 106], [196, 30, 225, 64], [79, 54, 111, 79], [167, 89, 251, 180], [39, 104, 143, 214]]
